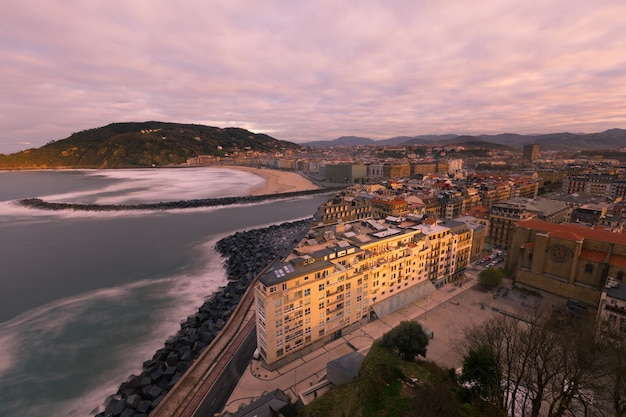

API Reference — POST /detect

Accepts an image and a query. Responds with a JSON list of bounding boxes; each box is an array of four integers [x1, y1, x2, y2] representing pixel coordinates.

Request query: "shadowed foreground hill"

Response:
[[301, 342, 486, 417], [0, 121, 301, 169]]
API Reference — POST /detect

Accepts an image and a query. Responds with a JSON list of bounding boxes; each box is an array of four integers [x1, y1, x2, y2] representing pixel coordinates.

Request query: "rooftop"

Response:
[[517, 220, 626, 246]]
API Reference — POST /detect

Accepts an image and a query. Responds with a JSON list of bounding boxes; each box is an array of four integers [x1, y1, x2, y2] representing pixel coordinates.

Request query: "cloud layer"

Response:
[[2, 0, 626, 152]]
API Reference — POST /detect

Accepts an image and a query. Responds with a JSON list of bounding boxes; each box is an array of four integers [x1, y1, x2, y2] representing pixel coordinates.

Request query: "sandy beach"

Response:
[[216, 165, 320, 196]]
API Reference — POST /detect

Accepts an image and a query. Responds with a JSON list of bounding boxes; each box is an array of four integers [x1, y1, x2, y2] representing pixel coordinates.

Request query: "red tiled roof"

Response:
[[516, 220, 626, 246], [610, 254, 626, 268], [579, 249, 606, 263], [424, 216, 438, 225], [548, 230, 584, 241]]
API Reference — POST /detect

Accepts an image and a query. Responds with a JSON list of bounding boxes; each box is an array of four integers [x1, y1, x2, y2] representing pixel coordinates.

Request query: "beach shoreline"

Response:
[[215, 165, 320, 196]]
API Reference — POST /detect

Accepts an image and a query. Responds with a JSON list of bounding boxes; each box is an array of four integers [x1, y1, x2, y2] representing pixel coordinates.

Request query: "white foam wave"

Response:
[[41, 168, 264, 205]]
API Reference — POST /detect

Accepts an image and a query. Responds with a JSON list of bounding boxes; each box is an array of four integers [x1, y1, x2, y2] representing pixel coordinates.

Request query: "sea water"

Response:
[[0, 168, 329, 417]]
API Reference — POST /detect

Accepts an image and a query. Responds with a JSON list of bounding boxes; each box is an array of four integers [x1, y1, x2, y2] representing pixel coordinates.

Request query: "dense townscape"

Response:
[[9, 127, 626, 416], [220, 142, 626, 417]]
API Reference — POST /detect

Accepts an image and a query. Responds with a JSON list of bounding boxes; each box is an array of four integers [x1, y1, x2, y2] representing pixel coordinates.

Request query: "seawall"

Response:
[[93, 219, 313, 417]]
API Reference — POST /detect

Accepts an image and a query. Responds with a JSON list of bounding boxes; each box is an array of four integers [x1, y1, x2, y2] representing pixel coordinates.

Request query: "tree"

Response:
[[479, 268, 504, 290], [462, 307, 609, 417], [380, 320, 430, 361], [460, 344, 502, 403]]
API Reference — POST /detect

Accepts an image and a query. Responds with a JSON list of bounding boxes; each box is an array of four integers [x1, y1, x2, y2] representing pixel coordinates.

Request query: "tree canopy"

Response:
[[478, 268, 504, 289], [380, 320, 430, 361]]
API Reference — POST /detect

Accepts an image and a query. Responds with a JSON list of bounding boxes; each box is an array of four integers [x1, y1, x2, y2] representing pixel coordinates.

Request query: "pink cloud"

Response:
[[1, 0, 626, 152]]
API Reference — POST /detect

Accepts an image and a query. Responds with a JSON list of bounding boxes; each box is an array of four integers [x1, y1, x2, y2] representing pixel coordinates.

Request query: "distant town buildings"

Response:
[[186, 138, 626, 355]]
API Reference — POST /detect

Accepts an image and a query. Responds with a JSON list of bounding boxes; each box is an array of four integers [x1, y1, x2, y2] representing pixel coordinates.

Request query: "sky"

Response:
[[2, 1, 626, 154]]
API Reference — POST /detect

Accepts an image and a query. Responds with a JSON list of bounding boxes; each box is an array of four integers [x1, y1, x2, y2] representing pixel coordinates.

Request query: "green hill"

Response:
[[0, 121, 301, 169]]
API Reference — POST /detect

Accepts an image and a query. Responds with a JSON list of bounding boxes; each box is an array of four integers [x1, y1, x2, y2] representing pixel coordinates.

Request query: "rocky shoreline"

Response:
[[18, 187, 342, 212], [94, 218, 312, 417]]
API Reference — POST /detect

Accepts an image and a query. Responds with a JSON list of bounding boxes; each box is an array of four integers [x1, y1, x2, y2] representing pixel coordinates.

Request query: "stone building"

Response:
[[314, 193, 376, 225], [506, 220, 626, 308], [382, 163, 411, 179]]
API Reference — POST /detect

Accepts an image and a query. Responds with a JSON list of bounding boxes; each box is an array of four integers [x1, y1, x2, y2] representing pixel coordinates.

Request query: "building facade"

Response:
[[255, 216, 471, 366], [506, 220, 626, 308], [523, 144, 540, 163]]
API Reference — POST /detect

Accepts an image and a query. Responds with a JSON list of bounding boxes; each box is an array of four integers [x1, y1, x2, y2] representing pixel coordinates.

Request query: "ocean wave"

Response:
[[40, 168, 265, 205], [0, 238, 229, 417]]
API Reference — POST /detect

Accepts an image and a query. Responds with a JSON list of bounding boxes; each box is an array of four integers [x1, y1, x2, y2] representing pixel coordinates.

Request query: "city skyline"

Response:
[[2, 1, 626, 154]]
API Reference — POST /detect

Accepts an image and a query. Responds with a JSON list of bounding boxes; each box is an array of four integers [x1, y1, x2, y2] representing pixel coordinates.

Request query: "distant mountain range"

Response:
[[303, 129, 626, 151], [0, 121, 300, 169]]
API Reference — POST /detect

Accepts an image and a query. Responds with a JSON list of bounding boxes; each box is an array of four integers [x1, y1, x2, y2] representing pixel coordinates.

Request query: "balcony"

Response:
[[326, 294, 345, 307], [326, 303, 344, 314]]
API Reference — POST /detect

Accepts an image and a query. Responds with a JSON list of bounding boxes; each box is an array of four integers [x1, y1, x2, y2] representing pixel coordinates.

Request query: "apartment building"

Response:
[[254, 216, 470, 366], [370, 197, 410, 217], [488, 197, 570, 249], [314, 193, 376, 225], [597, 279, 626, 336]]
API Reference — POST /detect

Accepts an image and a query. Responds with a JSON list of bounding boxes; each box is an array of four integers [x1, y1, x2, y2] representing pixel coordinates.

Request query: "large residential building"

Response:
[[322, 164, 367, 183], [523, 144, 540, 163], [370, 197, 410, 217], [254, 215, 471, 367], [506, 220, 626, 308], [383, 163, 411, 179], [597, 280, 626, 337], [488, 197, 570, 248], [314, 193, 376, 225]]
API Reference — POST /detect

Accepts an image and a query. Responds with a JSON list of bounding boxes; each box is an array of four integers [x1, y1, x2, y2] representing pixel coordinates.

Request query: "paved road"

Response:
[[189, 320, 257, 417]]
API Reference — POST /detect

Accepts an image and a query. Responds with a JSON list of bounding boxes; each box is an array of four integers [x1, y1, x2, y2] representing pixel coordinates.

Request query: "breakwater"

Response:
[[18, 187, 343, 212], [94, 218, 312, 417]]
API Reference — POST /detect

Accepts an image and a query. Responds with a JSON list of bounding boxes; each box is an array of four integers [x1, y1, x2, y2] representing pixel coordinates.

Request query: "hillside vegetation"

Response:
[[0, 121, 301, 169], [301, 342, 488, 417]]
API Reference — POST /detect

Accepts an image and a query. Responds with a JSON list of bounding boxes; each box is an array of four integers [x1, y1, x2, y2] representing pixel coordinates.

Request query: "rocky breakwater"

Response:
[[94, 218, 312, 417], [18, 187, 343, 212]]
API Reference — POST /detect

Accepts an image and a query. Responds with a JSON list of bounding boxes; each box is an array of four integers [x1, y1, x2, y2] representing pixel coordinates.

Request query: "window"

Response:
[[585, 264, 593, 273], [275, 319, 282, 327], [305, 307, 311, 315], [270, 286, 276, 293], [319, 302, 324, 309], [304, 288, 311, 296], [318, 283, 325, 291], [277, 348, 284, 357], [282, 283, 288, 290]]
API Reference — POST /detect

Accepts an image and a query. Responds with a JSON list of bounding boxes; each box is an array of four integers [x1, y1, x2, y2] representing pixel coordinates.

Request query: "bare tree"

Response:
[[462, 307, 612, 417]]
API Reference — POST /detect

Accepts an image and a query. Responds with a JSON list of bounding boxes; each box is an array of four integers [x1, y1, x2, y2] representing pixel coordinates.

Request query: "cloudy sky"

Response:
[[2, 1, 625, 153]]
